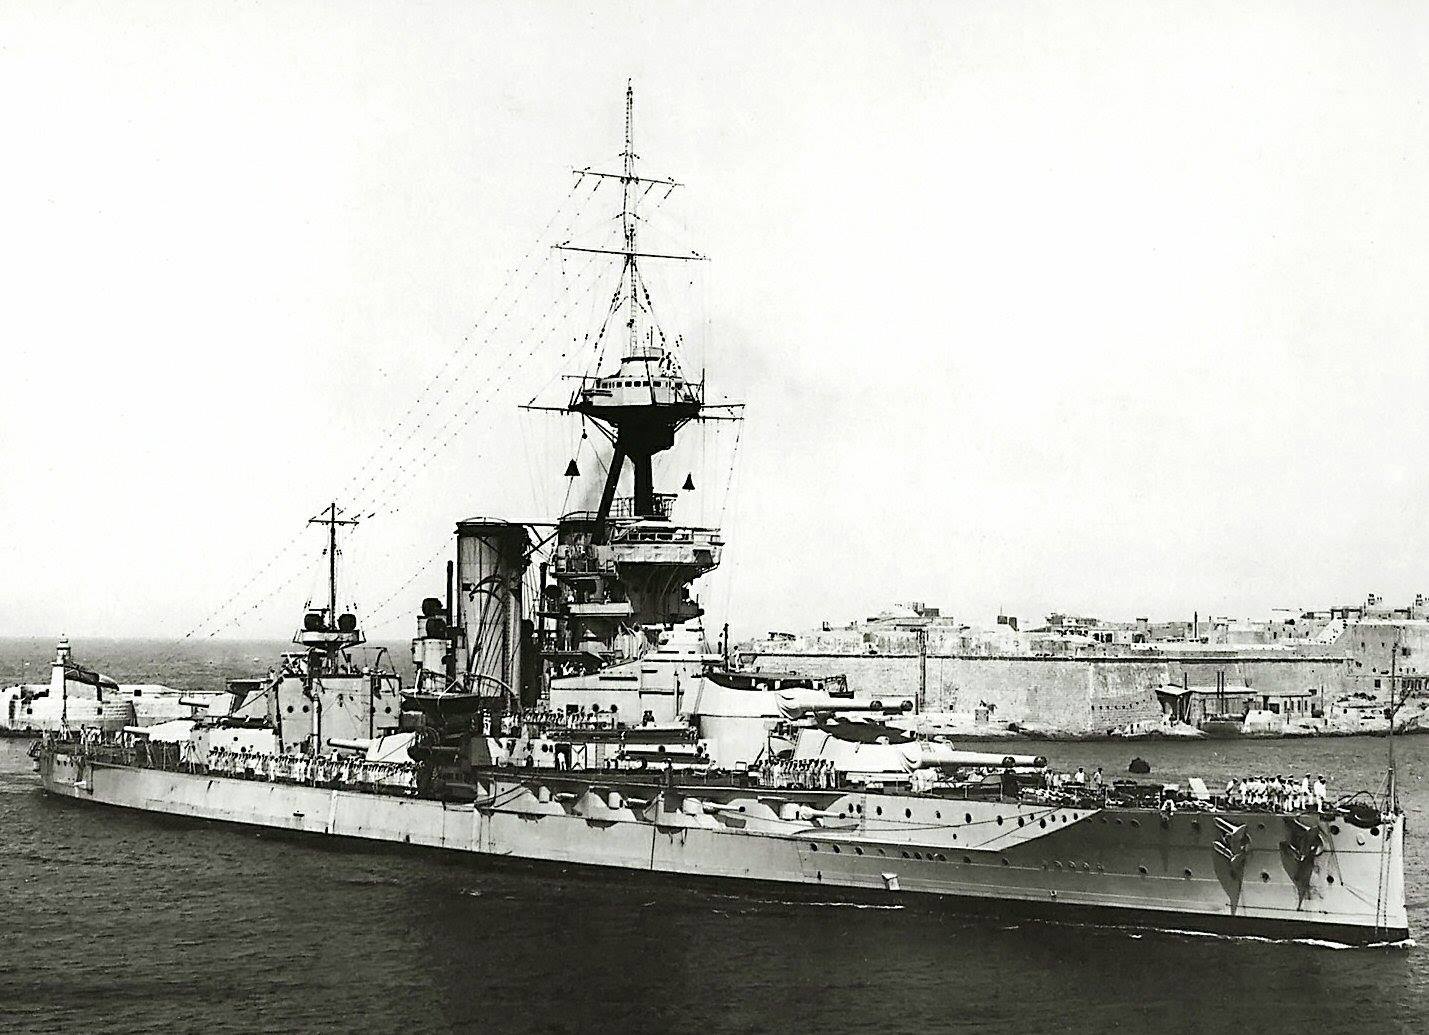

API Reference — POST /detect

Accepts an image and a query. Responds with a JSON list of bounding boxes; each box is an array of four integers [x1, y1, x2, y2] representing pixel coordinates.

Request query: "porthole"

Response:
[[1039, 819, 1047, 829], [739, 806, 747, 813], [1018, 817, 1025, 827], [1052, 860, 1062, 870], [935, 853, 946, 862], [905, 808, 912, 819], [1257, 823, 1265, 831], [996, 816, 1004, 826], [964, 813, 972, 824], [1183, 869, 1192, 878], [301, 705, 310, 713], [913, 852, 923, 860], [854, 846, 863, 856], [901, 850, 910, 859], [1115, 818, 1123, 826], [1261, 872, 1271, 883], [809, 843, 819, 851], [1130, 820, 1139, 829], [838, 812, 845, 819], [832, 845, 841, 854], [1371, 826, 1381, 838], [951, 833, 958, 842], [1138, 866, 1148, 875], [1330, 824, 1341, 835], [286, 705, 294, 714], [1327, 875, 1335, 885], [1000, 857, 1009, 866], [935, 810, 941, 819], [876, 806, 883, 817], [876, 848, 886, 856], [962, 855, 972, 864]]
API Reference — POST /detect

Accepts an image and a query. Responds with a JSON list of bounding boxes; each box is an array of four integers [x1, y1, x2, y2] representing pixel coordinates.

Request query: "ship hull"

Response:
[[38, 748, 1408, 945]]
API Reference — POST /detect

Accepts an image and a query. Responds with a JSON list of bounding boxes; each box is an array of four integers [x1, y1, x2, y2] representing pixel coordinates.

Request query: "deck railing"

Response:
[[49, 736, 417, 796]]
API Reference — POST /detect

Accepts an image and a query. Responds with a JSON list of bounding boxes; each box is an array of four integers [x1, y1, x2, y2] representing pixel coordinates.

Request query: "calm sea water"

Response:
[[1, 638, 1426, 1034]]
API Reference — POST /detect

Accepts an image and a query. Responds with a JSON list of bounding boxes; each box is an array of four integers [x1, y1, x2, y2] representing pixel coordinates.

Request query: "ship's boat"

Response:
[[400, 690, 485, 719], [702, 668, 849, 696], [1198, 713, 1245, 738]]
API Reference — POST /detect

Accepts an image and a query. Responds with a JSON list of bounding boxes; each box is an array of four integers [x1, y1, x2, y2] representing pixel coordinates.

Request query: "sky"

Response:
[[3, 1, 1429, 641]]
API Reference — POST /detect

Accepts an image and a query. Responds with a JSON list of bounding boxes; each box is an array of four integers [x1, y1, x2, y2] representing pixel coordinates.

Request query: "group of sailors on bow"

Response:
[[1223, 773, 1329, 812]]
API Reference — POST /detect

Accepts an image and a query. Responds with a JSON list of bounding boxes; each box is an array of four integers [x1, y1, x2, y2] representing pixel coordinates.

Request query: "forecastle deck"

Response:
[[37, 742, 1407, 945]]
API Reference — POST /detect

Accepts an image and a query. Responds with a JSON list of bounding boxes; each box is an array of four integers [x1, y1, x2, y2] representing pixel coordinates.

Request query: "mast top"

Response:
[[553, 83, 706, 421], [298, 502, 363, 649], [537, 85, 736, 531], [623, 79, 635, 181]]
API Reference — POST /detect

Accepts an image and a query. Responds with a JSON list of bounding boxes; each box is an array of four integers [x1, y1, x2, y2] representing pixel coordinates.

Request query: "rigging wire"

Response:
[[180, 526, 311, 639], [180, 181, 597, 641], [360, 258, 611, 519], [362, 540, 452, 631], [203, 541, 329, 638], [335, 187, 596, 510], [196, 223, 609, 641], [718, 417, 745, 527], [179, 155, 707, 644], [718, 414, 748, 628]]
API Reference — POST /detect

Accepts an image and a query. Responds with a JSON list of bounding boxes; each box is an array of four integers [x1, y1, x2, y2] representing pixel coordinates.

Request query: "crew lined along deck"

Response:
[[40, 731, 1351, 821], [1006, 766, 1339, 815], [43, 733, 418, 794], [758, 758, 837, 789]]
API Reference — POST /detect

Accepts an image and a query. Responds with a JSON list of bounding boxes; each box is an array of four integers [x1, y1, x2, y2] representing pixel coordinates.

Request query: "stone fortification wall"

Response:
[[745, 619, 1429, 725], [1331, 621, 1429, 698], [1162, 656, 1352, 697], [740, 652, 1168, 734]]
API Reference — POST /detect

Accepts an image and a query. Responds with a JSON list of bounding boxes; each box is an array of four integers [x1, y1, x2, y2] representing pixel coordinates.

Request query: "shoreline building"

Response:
[[736, 594, 1429, 735]]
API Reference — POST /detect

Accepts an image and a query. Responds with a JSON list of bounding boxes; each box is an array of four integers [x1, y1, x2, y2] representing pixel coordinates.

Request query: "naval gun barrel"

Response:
[[776, 691, 912, 719], [327, 738, 374, 753], [179, 696, 216, 709], [902, 744, 1048, 770]]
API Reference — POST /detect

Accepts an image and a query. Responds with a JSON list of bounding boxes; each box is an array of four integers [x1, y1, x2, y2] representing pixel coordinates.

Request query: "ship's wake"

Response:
[[702, 890, 906, 912], [337, 875, 403, 887], [1021, 916, 1416, 951]]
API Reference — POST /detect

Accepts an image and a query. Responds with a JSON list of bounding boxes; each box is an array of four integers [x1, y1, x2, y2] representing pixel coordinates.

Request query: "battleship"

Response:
[[34, 87, 1409, 945]]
